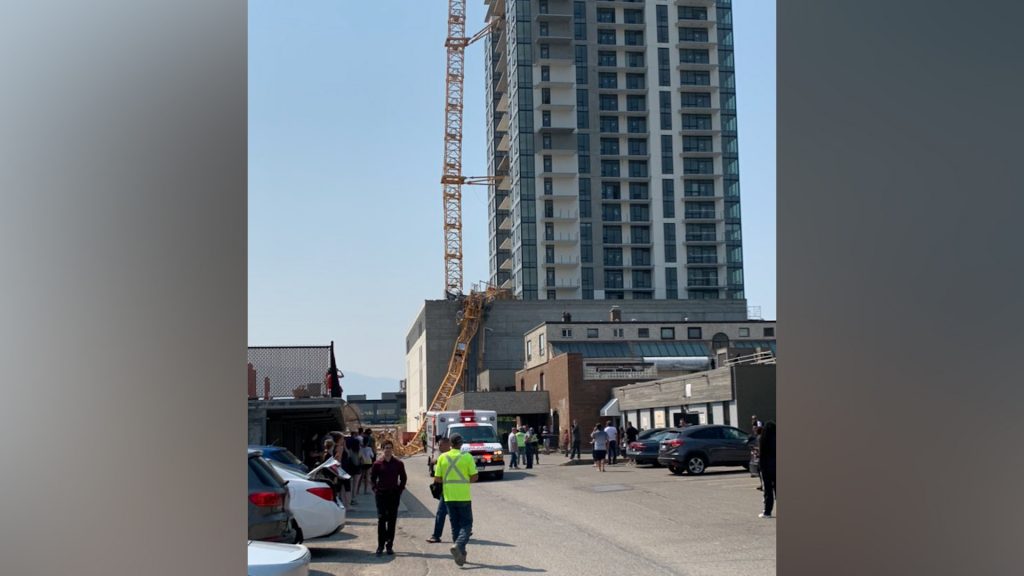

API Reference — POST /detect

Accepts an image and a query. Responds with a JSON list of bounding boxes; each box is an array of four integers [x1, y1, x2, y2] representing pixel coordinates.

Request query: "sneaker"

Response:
[[450, 545, 466, 566], [426, 536, 442, 543], [759, 512, 772, 519]]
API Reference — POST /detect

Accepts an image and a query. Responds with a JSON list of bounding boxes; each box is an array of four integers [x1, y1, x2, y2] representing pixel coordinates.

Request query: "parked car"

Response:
[[625, 429, 673, 466], [247, 540, 310, 576], [267, 459, 346, 543], [656, 425, 757, 475], [249, 445, 309, 473], [249, 451, 297, 543]]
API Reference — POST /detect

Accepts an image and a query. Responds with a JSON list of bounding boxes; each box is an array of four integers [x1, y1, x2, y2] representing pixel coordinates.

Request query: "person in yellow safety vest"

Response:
[[433, 433, 478, 567], [515, 427, 527, 469]]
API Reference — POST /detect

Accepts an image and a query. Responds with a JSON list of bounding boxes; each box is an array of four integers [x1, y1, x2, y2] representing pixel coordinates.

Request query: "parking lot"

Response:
[[302, 453, 776, 576]]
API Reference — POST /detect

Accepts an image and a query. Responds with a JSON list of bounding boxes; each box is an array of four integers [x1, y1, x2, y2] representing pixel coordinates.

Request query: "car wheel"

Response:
[[685, 454, 707, 475], [492, 470, 504, 480], [292, 520, 304, 544], [669, 465, 683, 476]]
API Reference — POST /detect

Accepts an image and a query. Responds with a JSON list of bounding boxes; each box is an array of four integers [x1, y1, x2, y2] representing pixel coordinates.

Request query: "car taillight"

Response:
[[664, 439, 684, 448], [629, 442, 642, 450], [249, 492, 284, 508], [307, 487, 334, 501]]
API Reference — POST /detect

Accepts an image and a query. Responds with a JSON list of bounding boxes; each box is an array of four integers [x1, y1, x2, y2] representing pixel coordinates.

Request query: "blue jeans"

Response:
[[446, 501, 473, 554], [431, 497, 453, 540], [509, 450, 518, 468]]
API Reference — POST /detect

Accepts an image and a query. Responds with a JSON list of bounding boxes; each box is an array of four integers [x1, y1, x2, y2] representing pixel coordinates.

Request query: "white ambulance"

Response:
[[425, 410, 505, 480]]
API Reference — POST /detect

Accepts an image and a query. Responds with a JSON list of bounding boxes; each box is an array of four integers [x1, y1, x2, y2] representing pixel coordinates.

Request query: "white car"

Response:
[[268, 460, 346, 542], [247, 540, 310, 576]]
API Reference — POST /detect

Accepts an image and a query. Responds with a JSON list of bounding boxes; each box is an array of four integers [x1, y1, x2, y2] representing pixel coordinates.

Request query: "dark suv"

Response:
[[656, 425, 756, 475], [248, 451, 296, 542]]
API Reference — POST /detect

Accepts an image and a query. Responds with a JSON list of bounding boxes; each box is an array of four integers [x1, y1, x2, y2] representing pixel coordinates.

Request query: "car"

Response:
[[656, 425, 757, 475], [249, 451, 297, 543], [249, 445, 309, 473], [625, 429, 674, 466], [266, 459, 346, 543], [247, 540, 311, 576]]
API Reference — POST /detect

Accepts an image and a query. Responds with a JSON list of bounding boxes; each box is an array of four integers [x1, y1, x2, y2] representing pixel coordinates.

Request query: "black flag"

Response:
[[328, 340, 343, 398]]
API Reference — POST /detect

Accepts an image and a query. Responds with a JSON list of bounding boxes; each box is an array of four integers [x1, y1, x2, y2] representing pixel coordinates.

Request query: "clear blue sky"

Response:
[[248, 1, 775, 380]]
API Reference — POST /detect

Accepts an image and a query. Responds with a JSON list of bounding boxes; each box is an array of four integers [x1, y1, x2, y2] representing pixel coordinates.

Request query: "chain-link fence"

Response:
[[247, 346, 340, 400]]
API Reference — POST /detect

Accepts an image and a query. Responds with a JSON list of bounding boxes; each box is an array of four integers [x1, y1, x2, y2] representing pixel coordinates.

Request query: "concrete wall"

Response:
[[447, 391, 550, 415], [616, 366, 735, 411], [733, 365, 777, 433]]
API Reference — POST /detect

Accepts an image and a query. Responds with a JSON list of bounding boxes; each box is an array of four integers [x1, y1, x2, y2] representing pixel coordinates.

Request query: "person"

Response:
[[604, 420, 619, 465], [321, 438, 335, 466], [758, 421, 776, 519], [624, 421, 639, 466], [507, 428, 519, 469], [370, 441, 407, 555], [426, 437, 456, 544], [364, 428, 376, 454], [591, 423, 609, 472], [560, 427, 569, 456], [359, 439, 375, 495], [337, 440, 360, 508], [515, 426, 527, 469], [569, 420, 581, 461], [751, 423, 765, 491], [529, 427, 541, 464], [434, 433, 478, 567]]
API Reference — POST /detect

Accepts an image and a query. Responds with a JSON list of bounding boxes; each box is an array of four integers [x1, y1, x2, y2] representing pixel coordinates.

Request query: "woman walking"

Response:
[[590, 423, 608, 472]]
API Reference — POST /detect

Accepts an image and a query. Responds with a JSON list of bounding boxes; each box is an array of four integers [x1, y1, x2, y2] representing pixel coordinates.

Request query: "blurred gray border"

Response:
[[0, 2, 245, 575], [780, 1, 1024, 574]]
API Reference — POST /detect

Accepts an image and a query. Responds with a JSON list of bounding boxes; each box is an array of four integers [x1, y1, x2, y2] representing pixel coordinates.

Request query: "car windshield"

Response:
[[450, 426, 498, 443]]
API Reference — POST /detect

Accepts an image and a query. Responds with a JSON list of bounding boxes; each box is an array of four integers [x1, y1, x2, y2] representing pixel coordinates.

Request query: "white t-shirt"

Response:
[[604, 426, 618, 442], [508, 431, 518, 450]]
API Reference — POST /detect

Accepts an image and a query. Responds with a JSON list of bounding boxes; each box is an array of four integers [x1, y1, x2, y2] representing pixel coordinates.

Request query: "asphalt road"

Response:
[[304, 453, 776, 576]]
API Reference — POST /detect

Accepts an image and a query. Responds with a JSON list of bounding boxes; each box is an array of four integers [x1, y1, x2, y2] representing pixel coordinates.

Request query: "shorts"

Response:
[[592, 449, 607, 461]]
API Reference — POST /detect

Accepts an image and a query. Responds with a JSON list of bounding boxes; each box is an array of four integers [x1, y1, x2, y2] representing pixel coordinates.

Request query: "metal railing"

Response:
[[724, 350, 776, 367], [247, 346, 335, 400]]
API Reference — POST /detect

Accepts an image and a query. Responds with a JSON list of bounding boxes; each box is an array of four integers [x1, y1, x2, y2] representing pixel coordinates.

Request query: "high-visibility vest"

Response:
[[515, 432, 526, 448], [436, 449, 477, 502]]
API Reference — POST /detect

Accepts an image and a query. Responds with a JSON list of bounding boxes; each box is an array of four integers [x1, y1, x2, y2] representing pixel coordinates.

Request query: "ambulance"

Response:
[[425, 410, 505, 480]]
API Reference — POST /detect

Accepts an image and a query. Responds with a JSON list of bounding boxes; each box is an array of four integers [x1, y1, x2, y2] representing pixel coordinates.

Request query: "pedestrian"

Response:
[[751, 423, 764, 491], [338, 440, 360, 508], [507, 427, 519, 469], [359, 438, 375, 495], [591, 423, 609, 472], [604, 420, 619, 465], [364, 428, 375, 454], [529, 427, 541, 464], [758, 421, 776, 519], [515, 426, 527, 469], [624, 421, 639, 466], [426, 437, 456, 544], [569, 420, 581, 461], [321, 438, 335, 466], [434, 433, 478, 567], [370, 441, 407, 556]]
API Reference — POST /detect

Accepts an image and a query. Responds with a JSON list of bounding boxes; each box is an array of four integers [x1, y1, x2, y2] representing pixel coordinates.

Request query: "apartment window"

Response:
[[681, 71, 711, 86], [546, 267, 556, 286], [688, 268, 719, 287], [541, 156, 552, 173], [685, 223, 717, 242], [764, 327, 775, 337], [545, 245, 554, 263], [542, 133, 552, 150], [539, 333, 546, 355], [719, 49, 735, 69], [628, 160, 648, 178], [684, 158, 714, 175], [575, 21, 587, 40], [665, 267, 678, 299], [599, 94, 618, 111], [722, 93, 737, 110], [656, 5, 669, 43], [541, 65, 550, 81], [725, 158, 740, 176], [680, 28, 709, 43], [722, 114, 738, 132], [600, 138, 619, 155], [662, 179, 675, 218], [660, 327, 675, 340], [542, 88, 551, 104], [723, 136, 739, 155], [599, 72, 618, 89], [623, 9, 643, 24], [631, 225, 650, 244], [681, 92, 712, 108], [613, 328, 625, 338], [599, 116, 619, 133], [577, 89, 590, 129], [600, 159, 620, 177], [545, 222, 554, 241], [728, 267, 743, 286], [631, 248, 651, 267], [547, 290, 557, 300], [658, 48, 670, 87], [719, 29, 734, 47], [539, 0, 549, 14], [540, 44, 550, 58], [601, 182, 621, 199], [682, 114, 713, 130], [627, 117, 647, 133], [606, 291, 624, 300], [665, 242, 677, 264], [630, 204, 649, 223], [598, 51, 617, 67], [586, 328, 600, 339], [638, 328, 650, 338], [727, 245, 743, 265], [582, 267, 594, 299], [739, 327, 750, 337], [726, 222, 742, 242], [543, 178, 553, 195], [627, 95, 646, 111], [680, 49, 710, 64], [688, 245, 717, 264], [689, 290, 720, 300], [577, 62, 590, 83], [632, 270, 652, 289], [687, 327, 702, 340], [683, 136, 713, 153], [562, 328, 573, 338], [598, 29, 616, 45], [624, 30, 643, 46], [604, 270, 624, 289], [721, 72, 736, 90], [625, 73, 645, 89], [526, 340, 533, 361], [628, 182, 649, 199], [542, 110, 551, 127], [626, 52, 644, 68], [685, 179, 715, 197], [603, 225, 622, 244], [659, 92, 672, 130], [574, 1, 587, 39], [579, 178, 592, 217], [597, 7, 615, 23], [717, 7, 733, 26], [539, 22, 550, 37], [661, 135, 674, 173], [604, 247, 623, 266], [679, 6, 707, 20], [601, 204, 622, 223]]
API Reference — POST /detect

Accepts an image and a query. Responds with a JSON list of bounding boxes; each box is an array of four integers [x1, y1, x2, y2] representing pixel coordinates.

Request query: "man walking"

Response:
[[604, 420, 619, 465], [569, 420, 581, 461], [434, 433, 478, 566], [507, 427, 519, 469], [370, 441, 407, 556], [426, 437, 455, 543]]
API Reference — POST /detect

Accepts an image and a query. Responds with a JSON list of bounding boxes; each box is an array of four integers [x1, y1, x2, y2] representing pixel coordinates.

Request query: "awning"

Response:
[[600, 397, 621, 417]]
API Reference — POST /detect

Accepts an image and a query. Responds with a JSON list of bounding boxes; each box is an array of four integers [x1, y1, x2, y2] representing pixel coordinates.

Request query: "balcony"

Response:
[[685, 234, 719, 243], [546, 278, 581, 289], [684, 210, 719, 220], [686, 255, 719, 265], [546, 255, 579, 266], [541, 209, 578, 221], [584, 363, 658, 380], [544, 233, 579, 244]]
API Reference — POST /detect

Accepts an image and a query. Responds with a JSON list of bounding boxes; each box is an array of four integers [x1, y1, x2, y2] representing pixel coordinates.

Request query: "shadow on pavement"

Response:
[[468, 538, 516, 548], [309, 547, 400, 565], [461, 562, 546, 572]]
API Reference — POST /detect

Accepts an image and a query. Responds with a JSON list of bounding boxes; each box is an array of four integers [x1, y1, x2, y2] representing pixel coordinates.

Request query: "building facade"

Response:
[[485, 0, 744, 301]]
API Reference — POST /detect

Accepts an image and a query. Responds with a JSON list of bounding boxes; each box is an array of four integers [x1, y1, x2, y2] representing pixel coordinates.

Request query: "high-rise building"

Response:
[[485, 0, 744, 302]]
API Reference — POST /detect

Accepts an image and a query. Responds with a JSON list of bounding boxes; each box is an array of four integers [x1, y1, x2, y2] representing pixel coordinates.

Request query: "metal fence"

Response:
[[247, 346, 338, 400]]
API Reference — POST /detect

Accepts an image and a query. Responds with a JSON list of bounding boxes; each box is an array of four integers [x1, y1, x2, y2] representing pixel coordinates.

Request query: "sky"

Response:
[[248, 0, 776, 383]]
